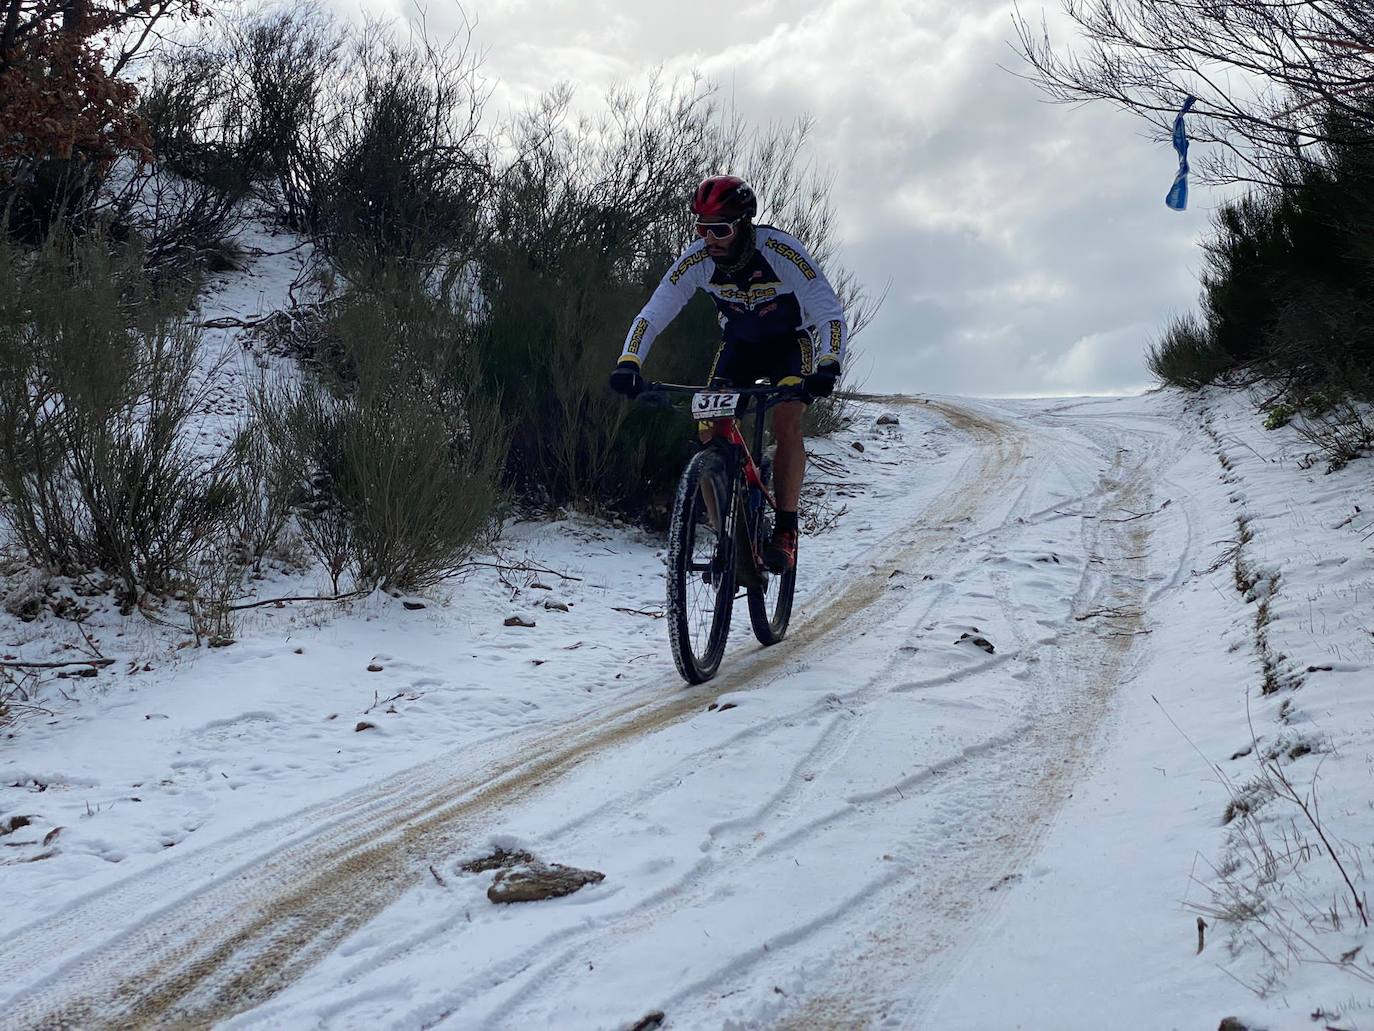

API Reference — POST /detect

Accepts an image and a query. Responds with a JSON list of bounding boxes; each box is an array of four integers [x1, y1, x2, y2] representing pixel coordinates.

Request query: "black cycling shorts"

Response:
[[707, 331, 814, 391]]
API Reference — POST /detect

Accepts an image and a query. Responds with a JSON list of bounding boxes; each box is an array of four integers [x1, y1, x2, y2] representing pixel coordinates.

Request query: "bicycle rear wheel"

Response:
[[746, 499, 796, 645], [666, 447, 736, 683]]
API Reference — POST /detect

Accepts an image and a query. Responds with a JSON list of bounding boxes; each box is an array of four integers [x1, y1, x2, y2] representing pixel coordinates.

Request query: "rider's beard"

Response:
[[709, 222, 756, 272]]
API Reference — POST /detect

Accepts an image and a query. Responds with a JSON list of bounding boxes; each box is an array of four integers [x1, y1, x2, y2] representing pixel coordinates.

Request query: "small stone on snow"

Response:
[[487, 860, 604, 903], [956, 632, 995, 654]]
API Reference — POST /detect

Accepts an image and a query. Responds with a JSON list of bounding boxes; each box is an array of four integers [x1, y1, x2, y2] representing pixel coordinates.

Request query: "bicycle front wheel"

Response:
[[666, 447, 736, 683]]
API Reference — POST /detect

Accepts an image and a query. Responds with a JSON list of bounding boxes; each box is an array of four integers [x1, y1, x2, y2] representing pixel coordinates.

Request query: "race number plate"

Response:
[[691, 391, 741, 420]]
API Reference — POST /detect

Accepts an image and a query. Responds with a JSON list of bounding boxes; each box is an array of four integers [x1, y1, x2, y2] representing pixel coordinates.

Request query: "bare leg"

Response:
[[770, 401, 805, 513]]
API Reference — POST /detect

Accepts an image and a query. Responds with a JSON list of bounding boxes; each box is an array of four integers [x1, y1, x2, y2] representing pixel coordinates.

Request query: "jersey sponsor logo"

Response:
[[827, 319, 843, 356], [669, 248, 710, 285], [798, 331, 814, 372], [764, 237, 817, 281], [626, 318, 649, 355], [714, 284, 778, 306]]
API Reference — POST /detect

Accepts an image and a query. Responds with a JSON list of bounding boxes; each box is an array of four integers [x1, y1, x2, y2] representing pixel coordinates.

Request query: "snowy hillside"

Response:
[[2, 382, 1372, 1030]]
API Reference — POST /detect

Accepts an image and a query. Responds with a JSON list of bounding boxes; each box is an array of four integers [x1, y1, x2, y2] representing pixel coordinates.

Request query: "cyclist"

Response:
[[608, 175, 848, 572]]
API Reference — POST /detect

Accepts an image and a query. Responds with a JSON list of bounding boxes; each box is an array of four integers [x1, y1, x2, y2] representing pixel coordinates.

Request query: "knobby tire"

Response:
[[666, 447, 736, 683], [747, 562, 795, 646], [745, 463, 795, 645]]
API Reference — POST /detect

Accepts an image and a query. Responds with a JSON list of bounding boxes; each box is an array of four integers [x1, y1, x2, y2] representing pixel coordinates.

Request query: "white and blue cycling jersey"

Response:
[[618, 225, 848, 373]]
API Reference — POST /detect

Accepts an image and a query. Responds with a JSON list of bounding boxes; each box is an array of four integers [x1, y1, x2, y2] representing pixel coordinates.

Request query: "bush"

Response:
[[1146, 313, 1230, 389], [803, 391, 852, 438], [218, 5, 345, 235], [1262, 403, 1294, 430], [1294, 399, 1374, 471], [0, 235, 239, 605], [139, 41, 261, 196], [220, 7, 489, 266], [125, 37, 267, 269], [471, 78, 872, 520], [472, 80, 721, 517], [1191, 101, 1374, 403], [1200, 191, 1285, 368], [256, 266, 505, 592], [314, 22, 490, 264]]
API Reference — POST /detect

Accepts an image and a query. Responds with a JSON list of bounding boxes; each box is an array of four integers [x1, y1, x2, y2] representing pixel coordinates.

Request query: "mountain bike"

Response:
[[639, 381, 800, 684]]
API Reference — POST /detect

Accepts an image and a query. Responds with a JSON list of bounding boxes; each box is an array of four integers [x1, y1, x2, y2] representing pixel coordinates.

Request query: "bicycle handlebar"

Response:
[[643, 381, 802, 397], [634, 382, 805, 411]]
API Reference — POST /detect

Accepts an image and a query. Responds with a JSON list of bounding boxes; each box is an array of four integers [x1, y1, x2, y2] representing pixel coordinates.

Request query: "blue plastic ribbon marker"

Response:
[[1165, 95, 1198, 211]]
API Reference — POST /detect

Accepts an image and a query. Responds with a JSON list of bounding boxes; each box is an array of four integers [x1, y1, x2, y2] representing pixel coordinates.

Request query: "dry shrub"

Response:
[[0, 234, 240, 606], [256, 266, 504, 592]]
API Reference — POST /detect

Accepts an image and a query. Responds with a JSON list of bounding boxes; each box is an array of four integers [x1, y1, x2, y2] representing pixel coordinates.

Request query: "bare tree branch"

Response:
[[1011, 0, 1374, 187]]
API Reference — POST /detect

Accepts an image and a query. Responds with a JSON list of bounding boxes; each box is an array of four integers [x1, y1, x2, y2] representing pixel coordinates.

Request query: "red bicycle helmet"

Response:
[[691, 175, 757, 220]]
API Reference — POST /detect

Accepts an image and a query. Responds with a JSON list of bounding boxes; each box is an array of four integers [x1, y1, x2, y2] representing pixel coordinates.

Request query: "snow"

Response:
[[926, 391, 1374, 1031], [3, 273, 1374, 1029]]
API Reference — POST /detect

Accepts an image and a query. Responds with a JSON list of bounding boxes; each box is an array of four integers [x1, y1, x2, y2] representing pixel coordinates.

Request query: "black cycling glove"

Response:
[[608, 360, 644, 399], [803, 360, 840, 399]]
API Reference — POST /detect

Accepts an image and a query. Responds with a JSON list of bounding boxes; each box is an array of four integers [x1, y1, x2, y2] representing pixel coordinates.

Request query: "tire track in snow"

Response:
[[396, 403, 1057, 1028], [0, 398, 1030, 1031], [772, 405, 1183, 1028], [281, 412, 1037, 1027], [415, 610, 1032, 1028]]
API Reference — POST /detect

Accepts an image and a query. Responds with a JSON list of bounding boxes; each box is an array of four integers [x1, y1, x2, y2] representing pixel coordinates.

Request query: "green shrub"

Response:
[[0, 235, 239, 605], [1303, 392, 1333, 417], [132, 39, 262, 269], [218, 7, 487, 265], [1263, 404, 1294, 430], [1192, 102, 1374, 405], [474, 241, 718, 518], [314, 24, 490, 264], [1146, 313, 1230, 389], [1200, 191, 1285, 367], [233, 6, 345, 234], [257, 267, 505, 592], [470, 82, 719, 517]]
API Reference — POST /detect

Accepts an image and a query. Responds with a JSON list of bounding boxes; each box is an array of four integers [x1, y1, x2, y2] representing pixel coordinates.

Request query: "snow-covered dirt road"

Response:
[[0, 394, 1190, 1029], [6, 390, 1371, 1030]]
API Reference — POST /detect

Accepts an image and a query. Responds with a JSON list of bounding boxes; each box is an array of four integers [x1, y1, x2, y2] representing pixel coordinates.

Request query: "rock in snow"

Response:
[[487, 860, 605, 903]]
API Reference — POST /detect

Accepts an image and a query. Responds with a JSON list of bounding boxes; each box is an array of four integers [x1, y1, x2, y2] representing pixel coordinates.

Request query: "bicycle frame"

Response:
[[705, 406, 773, 575], [644, 379, 803, 681], [643, 382, 799, 576]]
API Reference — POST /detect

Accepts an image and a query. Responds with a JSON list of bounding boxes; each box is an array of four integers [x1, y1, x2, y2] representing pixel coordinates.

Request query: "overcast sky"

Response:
[[368, 0, 1220, 397]]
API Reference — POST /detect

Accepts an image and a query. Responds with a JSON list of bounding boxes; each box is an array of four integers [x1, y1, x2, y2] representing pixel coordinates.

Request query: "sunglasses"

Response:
[[695, 218, 741, 239]]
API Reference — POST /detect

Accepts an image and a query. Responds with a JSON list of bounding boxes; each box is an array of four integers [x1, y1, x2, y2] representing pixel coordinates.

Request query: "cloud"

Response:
[[357, 0, 1215, 396]]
